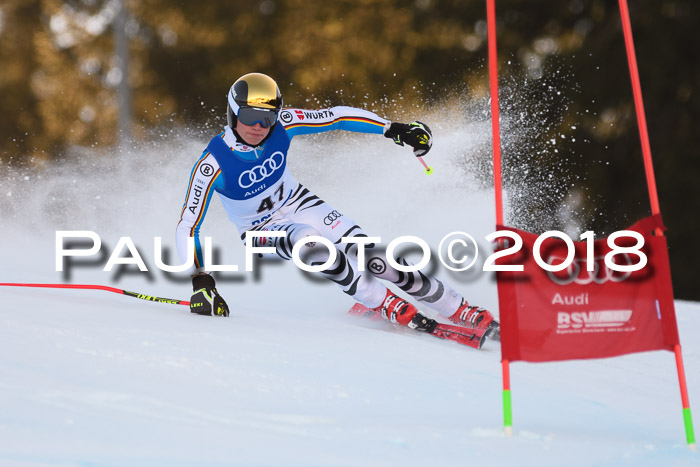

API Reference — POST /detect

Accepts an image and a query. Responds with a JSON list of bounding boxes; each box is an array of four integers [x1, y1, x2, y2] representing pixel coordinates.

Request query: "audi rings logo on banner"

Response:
[[323, 210, 342, 225], [546, 254, 633, 286], [238, 151, 285, 188]]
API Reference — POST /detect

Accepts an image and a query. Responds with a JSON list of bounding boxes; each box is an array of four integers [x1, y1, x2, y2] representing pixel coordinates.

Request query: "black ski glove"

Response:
[[190, 274, 229, 317], [383, 121, 433, 157]]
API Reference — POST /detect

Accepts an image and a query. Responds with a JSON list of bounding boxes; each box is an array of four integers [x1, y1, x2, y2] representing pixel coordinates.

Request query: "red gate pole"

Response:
[[617, 0, 661, 217], [674, 344, 697, 450], [618, 0, 695, 450], [487, 0, 504, 228], [486, 0, 512, 436]]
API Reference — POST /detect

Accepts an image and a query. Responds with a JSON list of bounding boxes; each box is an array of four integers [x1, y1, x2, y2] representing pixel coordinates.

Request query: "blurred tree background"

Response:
[[1, 0, 699, 299]]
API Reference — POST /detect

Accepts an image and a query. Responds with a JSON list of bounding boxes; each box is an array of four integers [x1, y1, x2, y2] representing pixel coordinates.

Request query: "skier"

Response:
[[176, 72, 498, 337]]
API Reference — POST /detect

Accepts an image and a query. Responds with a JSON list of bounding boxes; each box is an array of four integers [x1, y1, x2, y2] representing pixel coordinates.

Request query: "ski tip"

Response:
[[348, 303, 382, 321], [485, 321, 501, 342], [348, 303, 369, 316], [480, 323, 503, 348], [477, 330, 487, 349]]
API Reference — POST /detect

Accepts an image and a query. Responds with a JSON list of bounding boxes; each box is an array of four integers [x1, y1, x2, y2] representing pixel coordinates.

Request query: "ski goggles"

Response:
[[237, 106, 279, 128]]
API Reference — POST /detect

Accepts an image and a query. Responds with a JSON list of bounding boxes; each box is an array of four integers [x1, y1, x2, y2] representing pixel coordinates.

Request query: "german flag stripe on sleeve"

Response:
[[189, 169, 221, 269], [180, 154, 206, 218], [189, 169, 221, 237]]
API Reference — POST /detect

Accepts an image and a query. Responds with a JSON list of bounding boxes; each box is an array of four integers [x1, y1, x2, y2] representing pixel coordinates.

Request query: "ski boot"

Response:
[[448, 298, 500, 341]]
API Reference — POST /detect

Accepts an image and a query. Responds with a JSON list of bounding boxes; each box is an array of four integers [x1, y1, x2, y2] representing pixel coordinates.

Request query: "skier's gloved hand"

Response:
[[190, 274, 229, 317], [383, 121, 433, 157]]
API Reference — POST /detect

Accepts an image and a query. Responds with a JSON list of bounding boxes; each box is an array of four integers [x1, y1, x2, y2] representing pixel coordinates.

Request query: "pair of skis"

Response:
[[347, 303, 496, 350]]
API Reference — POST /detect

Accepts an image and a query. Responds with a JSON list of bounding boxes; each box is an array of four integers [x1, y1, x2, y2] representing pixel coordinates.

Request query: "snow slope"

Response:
[[1, 122, 698, 466]]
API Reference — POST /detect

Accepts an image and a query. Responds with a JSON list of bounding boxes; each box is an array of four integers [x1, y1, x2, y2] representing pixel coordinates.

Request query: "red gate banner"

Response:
[[496, 214, 680, 362]]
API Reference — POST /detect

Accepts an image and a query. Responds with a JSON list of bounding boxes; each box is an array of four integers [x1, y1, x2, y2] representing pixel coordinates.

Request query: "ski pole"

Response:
[[0, 282, 190, 306], [417, 156, 433, 175]]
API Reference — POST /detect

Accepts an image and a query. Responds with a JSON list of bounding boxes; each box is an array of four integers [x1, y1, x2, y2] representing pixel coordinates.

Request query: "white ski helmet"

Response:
[[227, 73, 283, 129]]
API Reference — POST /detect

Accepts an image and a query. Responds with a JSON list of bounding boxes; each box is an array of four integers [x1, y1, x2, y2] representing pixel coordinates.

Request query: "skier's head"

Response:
[[227, 73, 282, 132]]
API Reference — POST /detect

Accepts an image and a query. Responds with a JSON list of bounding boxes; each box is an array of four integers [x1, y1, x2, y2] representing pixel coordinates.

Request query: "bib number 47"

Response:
[[256, 182, 285, 214]]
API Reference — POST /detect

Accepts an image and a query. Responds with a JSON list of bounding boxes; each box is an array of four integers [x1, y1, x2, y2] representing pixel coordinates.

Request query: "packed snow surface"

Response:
[[1, 128, 698, 466]]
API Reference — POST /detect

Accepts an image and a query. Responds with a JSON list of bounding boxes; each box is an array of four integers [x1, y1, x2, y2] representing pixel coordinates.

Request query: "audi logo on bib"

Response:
[[545, 255, 633, 286], [238, 151, 285, 188], [323, 210, 342, 225]]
